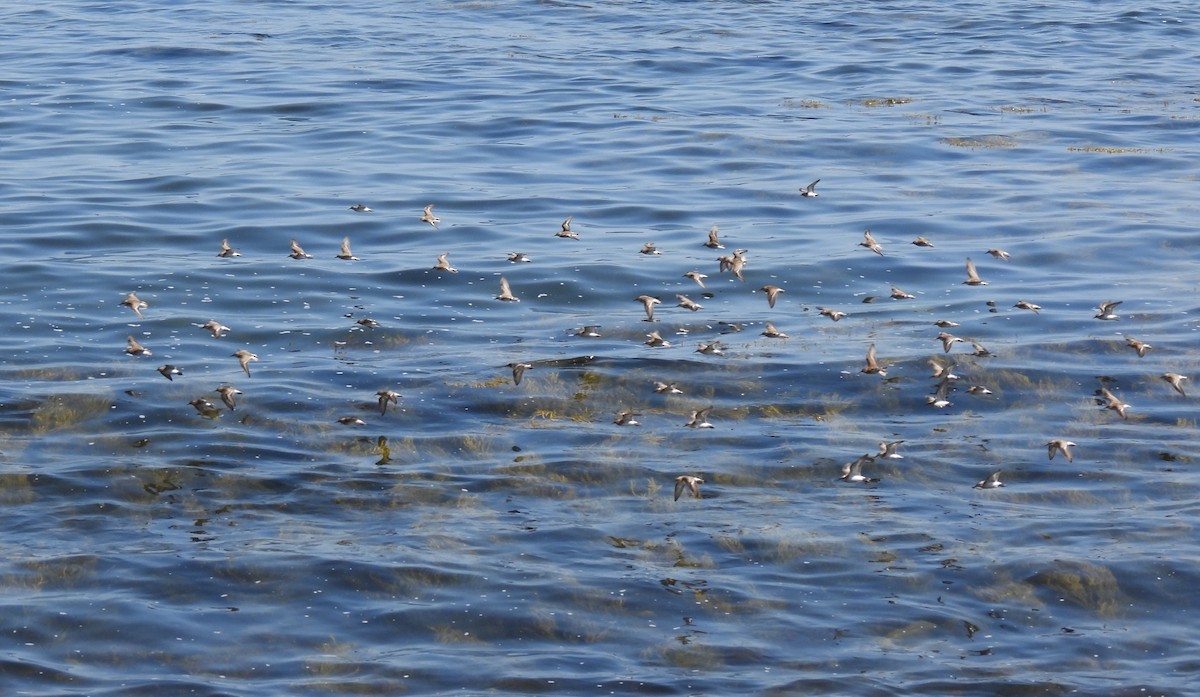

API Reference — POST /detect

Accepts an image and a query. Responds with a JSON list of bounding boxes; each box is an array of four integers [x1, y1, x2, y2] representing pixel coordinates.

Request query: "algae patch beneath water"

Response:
[[30, 393, 113, 435]]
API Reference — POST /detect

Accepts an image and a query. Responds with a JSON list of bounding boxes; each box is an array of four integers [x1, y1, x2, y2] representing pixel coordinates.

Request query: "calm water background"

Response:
[[2, 1, 1199, 695]]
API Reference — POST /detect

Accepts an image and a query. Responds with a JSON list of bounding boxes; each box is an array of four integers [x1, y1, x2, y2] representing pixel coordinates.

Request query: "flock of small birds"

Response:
[[115, 181, 1190, 500]]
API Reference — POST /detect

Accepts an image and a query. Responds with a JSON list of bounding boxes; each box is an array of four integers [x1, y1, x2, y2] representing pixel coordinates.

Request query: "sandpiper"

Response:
[[640, 242, 660, 255], [877, 440, 904, 459], [421, 204, 439, 227], [1094, 300, 1122, 320], [508, 362, 532, 385], [1162, 372, 1188, 396], [718, 249, 748, 281], [860, 230, 884, 255], [862, 343, 886, 376], [190, 398, 219, 416], [676, 294, 703, 311], [761, 322, 788, 338], [674, 475, 704, 501], [704, 225, 724, 249], [890, 285, 914, 300], [125, 335, 151, 356], [937, 332, 965, 353], [685, 407, 714, 429], [927, 379, 953, 408], [121, 292, 148, 319], [986, 248, 1011, 261], [974, 470, 1004, 489], [929, 357, 958, 380], [496, 276, 519, 302], [1047, 439, 1076, 462], [356, 318, 380, 329], [696, 340, 723, 355], [818, 307, 846, 322], [967, 385, 993, 395], [215, 385, 241, 411], [718, 321, 742, 333], [636, 295, 660, 321], [760, 285, 784, 308], [217, 239, 241, 257], [232, 349, 258, 377], [934, 319, 959, 328], [507, 252, 532, 263], [654, 381, 683, 394], [201, 320, 231, 338], [574, 325, 601, 337], [613, 409, 641, 426], [912, 236, 935, 247], [349, 204, 372, 212], [376, 389, 400, 415], [799, 179, 820, 197], [645, 331, 670, 347], [432, 252, 457, 273], [963, 257, 986, 285], [1124, 336, 1151, 358], [289, 240, 312, 259], [336, 236, 359, 261], [1013, 300, 1041, 314], [157, 364, 183, 381], [555, 216, 577, 239], [840, 455, 879, 483], [338, 416, 367, 426], [970, 340, 991, 357], [1097, 387, 1130, 419], [683, 271, 707, 287]]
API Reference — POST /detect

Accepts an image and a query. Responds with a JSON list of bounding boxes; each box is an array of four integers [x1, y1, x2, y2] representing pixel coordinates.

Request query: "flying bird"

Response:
[[420, 204, 439, 227], [674, 475, 704, 501], [215, 385, 242, 411], [818, 307, 846, 322], [121, 292, 148, 319], [963, 257, 986, 285], [289, 240, 312, 259], [507, 362, 532, 385], [125, 335, 151, 356], [201, 320, 231, 338], [376, 389, 400, 415], [1047, 439, 1076, 462], [840, 455, 879, 483], [860, 230, 884, 255], [217, 239, 241, 257], [636, 295, 660, 322], [1161, 372, 1188, 396], [760, 285, 784, 308], [336, 236, 359, 261], [555, 216, 577, 239], [861, 344, 886, 376], [685, 407, 714, 429], [1124, 336, 1152, 358], [496, 276, 519, 302], [704, 225, 724, 249], [799, 179, 820, 197], [232, 349, 258, 377], [157, 364, 182, 381], [974, 471, 1004, 489], [1094, 300, 1122, 320]]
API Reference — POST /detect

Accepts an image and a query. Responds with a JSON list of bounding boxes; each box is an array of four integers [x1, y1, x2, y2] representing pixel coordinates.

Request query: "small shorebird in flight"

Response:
[[122, 292, 148, 319], [674, 475, 704, 501], [421, 204, 439, 227]]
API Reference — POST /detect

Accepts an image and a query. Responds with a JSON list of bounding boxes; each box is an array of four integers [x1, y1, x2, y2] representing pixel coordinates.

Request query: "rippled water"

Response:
[[2, 1, 1199, 695]]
